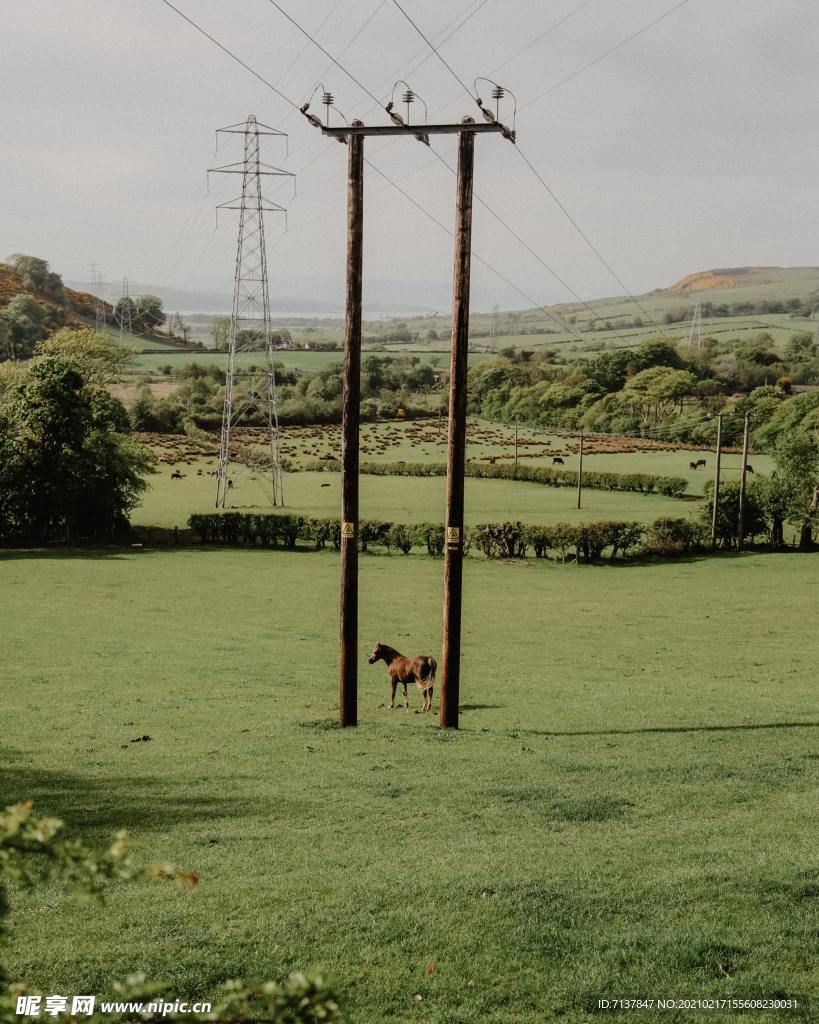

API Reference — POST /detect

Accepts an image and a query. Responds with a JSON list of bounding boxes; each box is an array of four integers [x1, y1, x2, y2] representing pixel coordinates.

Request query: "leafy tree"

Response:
[[211, 314, 230, 348], [134, 294, 166, 333], [0, 357, 152, 542], [773, 429, 819, 547], [0, 295, 49, 359], [170, 311, 190, 344], [35, 328, 134, 385], [700, 479, 766, 549], [7, 254, 64, 301]]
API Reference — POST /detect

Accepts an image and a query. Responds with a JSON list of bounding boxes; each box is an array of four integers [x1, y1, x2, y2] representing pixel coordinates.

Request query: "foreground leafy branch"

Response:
[[0, 803, 342, 1023]]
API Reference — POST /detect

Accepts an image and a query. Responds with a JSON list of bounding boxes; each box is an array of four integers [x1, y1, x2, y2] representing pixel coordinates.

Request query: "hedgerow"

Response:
[[188, 513, 703, 562], [303, 459, 688, 498]]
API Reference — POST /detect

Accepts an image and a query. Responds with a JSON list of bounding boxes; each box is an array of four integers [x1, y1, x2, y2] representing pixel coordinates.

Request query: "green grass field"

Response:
[[135, 465, 695, 530], [129, 350, 483, 376], [132, 416, 773, 531], [2, 549, 817, 1022]]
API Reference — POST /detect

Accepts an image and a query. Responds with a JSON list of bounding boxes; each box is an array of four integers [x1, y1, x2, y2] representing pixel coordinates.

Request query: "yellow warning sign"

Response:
[[446, 526, 460, 543], [341, 521, 355, 538]]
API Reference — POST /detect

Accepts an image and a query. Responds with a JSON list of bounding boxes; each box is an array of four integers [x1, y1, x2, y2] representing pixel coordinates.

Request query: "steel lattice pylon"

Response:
[[688, 301, 703, 350], [209, 116, 293, 508]]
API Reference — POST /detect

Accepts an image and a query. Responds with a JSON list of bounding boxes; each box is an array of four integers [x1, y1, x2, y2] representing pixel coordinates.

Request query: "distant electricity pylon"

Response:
[[209, 116, 294, 509], [490, 303, 499, 349], [118, 277, 135, 341], [87, 263, 107, 332], [688, 301, 703, 349]]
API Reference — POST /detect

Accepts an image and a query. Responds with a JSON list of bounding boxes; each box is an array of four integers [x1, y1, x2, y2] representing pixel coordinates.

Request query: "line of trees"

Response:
[[468, 336, 819, 446]]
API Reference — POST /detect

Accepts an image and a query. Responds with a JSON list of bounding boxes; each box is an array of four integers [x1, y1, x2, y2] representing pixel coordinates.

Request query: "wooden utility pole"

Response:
[[737, 412, 750, 550], [514, 423, 518, 467], [576, 428, 584, 510], [440, 122, 476, 730], [316, 113, 507, 731], [710, 413, 723, 549], [338, 126, 364, 728]]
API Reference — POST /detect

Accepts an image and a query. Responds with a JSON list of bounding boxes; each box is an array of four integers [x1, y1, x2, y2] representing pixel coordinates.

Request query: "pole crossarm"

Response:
[[320, 122, 506, 138]]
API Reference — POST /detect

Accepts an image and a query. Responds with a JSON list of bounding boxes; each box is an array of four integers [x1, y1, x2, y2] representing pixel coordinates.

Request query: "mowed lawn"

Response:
[[1, 550, 818, 1023]]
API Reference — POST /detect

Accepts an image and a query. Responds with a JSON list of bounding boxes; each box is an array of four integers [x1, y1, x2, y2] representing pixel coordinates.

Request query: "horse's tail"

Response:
[[427, 657, 437, 686]]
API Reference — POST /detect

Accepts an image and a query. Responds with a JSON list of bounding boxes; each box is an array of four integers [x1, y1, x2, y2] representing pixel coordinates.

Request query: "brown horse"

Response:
[[368, 643, 437, 712]]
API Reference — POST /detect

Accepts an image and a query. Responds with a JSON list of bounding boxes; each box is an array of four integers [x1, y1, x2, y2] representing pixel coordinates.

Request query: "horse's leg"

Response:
[[402, 681, 409, 709], [389, 678, 397, 710], [426, 685, 434, 712]]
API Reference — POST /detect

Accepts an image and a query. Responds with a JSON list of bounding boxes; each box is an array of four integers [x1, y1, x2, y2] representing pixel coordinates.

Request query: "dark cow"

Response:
[[553, 456, 565, 466], [170, 470, 185, 480]]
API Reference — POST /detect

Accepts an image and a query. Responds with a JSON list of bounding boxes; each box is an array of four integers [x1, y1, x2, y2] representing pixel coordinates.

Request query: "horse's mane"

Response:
[[379, 643, 403, 661]]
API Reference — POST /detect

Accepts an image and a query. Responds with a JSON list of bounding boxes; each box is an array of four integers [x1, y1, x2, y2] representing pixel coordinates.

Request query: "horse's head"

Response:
[[367, 643, 384, 665]]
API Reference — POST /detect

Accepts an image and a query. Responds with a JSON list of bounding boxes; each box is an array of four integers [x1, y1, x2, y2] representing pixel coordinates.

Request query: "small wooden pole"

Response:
[[339, 126, 364, 728], [576, 428, 584, 510], [514, 423, 518, 467], [737, 412, 750, 550], [440, 121, 476, 731], [710, 413, 723, 549]]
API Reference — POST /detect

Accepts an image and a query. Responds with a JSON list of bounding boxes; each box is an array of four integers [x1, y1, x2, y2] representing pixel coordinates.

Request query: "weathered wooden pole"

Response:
[[710, 413, 723, 549], [514, 423, 518, 467], [339, 125, 364, 728], [737, 412, 750, 550], [440, 120, 476, 731], [576, 428, 584, 510]]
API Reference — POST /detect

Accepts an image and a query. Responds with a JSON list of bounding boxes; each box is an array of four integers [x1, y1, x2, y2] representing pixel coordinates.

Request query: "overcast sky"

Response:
[[2, 0, 818, 311]]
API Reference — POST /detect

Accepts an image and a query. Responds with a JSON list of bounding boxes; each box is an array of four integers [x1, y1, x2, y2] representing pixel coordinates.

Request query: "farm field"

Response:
[[129, 349, 485, 376], [1, 549, 817, 1022], [131, 417, 774, 531], [378, 312, 810, 360], [134, 464, 693, 530]]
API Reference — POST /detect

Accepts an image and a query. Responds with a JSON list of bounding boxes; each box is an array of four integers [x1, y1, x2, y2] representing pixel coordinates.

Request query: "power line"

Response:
[[384, 1, 670, 342], [363, 159, 590, 344], [513, 144, 671, 339], [256, 0, 348, 111], [157, 0, 299, 110], [393, 0, 492, 91], [388, 0, 476, 98], [264, 0, 383, 107], [519, 0, 693, 110], [486, 0, 597, 77], [427, 146, 640, 343], [154, 0, 633, 346]]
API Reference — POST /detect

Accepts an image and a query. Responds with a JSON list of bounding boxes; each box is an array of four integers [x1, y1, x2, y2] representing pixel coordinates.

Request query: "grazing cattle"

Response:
[[553, 456, 565, 466], [689, 461, 698, 471], [746, 464, 754, 474], [170, 470, 185, 480], [368, 642, 437, 712], [320, 482, 331, 487]]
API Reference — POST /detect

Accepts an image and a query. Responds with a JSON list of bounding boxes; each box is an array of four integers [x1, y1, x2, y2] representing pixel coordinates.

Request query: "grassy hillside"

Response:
[[0, 261, 102, 330], [0, 261, 191, 352], [368, 266, 819, 359]]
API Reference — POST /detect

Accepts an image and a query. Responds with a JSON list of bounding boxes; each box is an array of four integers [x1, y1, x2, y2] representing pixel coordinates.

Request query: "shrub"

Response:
[[359, 519, 391, 552], [644, 517, 703, 555], [414, 522, 445, 555], [473, 522, 527, 558], [387, 522, 414, 554]]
